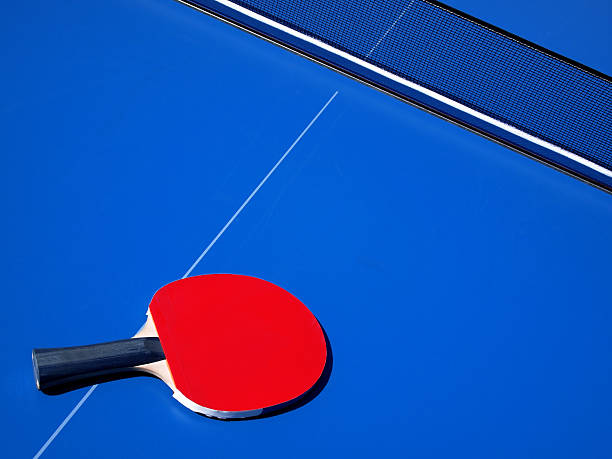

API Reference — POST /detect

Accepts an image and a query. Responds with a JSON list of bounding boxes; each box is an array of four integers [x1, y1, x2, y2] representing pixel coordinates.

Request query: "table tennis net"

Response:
[[185, 0, 612, 190]]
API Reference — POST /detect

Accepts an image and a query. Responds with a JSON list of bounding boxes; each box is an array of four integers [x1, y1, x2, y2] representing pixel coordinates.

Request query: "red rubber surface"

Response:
[[149, 274, 327, 412]]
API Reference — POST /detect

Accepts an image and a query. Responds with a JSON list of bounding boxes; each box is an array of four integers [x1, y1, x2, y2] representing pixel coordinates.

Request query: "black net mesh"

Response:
[[215, 0, 612, 170]]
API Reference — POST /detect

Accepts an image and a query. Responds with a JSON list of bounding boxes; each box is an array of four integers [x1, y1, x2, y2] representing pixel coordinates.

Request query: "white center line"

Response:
[[32, 6, 407, 455], [366, 2, 413, 58], [33, 385, 97, 459], [182, 90, 338, 278], [32, 90, 338, 459]]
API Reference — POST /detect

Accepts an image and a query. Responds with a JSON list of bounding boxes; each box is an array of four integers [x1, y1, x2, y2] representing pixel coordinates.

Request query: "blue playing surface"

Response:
[[2, 1, 612, 457]]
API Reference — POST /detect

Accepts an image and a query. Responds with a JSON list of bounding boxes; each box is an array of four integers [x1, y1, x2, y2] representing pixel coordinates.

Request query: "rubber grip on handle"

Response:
[[32, 337, 165, 391]]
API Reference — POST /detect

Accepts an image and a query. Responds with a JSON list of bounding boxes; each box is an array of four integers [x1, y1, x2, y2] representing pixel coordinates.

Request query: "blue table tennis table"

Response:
[[3, 1, 612, 457]]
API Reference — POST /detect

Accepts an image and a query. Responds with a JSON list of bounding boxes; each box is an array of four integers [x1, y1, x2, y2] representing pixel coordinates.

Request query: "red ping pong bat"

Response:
[[32, 274, 327, 419]]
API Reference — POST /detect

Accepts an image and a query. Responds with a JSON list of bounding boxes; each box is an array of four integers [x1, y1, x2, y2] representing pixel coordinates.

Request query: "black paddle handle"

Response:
[[32, 337, 165, 391]]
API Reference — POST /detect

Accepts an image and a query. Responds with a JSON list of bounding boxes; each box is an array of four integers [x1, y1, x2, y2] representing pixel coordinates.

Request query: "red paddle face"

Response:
[[149, 274, 327, 415]]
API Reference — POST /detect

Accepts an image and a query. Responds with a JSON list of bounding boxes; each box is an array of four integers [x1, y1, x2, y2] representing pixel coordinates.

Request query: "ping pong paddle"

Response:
[[32, 274, 327, 419]]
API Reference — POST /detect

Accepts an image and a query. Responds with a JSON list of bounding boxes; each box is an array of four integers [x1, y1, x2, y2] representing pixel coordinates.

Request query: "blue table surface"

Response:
[[2, 1, 611, 457]]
